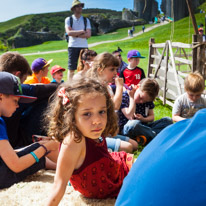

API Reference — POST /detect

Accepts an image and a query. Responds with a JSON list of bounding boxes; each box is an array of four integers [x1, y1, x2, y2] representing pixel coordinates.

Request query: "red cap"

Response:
[[50, 65, 65, 75]]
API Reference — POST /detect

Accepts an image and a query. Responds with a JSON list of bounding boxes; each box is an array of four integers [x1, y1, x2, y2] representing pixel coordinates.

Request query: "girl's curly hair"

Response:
[[44, 77, 118, 143]]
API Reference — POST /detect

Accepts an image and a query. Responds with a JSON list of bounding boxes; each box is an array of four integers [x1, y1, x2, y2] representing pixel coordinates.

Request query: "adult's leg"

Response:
[[67, 47, 84, 81]]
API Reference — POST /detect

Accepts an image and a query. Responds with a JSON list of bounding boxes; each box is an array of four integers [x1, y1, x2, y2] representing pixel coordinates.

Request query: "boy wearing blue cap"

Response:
[[120, 50, 146, 86], [0, 72, 59, 189]]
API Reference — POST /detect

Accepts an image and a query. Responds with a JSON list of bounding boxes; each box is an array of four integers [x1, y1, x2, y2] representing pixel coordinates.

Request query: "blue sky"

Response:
[[0, 0, 162, 22]]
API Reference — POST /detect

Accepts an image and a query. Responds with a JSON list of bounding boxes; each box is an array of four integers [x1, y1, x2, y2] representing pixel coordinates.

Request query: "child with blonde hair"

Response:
[[172, 72, 206, 122], [46, 78, 132, 205], [87, 52, 138, 153]]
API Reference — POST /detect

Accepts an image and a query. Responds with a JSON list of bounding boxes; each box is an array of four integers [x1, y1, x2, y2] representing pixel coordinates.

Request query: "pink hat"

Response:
[[50, 65, 65, 75]]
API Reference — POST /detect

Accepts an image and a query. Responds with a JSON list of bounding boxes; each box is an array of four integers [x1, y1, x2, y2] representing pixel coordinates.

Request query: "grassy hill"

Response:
[[0, 9, 122, 49]]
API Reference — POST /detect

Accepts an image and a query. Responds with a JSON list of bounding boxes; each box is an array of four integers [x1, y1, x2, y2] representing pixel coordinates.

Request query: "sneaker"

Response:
[[136, 135, 147, 146]]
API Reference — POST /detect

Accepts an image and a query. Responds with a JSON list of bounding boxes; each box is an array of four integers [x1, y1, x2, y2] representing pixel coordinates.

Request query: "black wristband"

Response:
[[40, 144, 50, 156]]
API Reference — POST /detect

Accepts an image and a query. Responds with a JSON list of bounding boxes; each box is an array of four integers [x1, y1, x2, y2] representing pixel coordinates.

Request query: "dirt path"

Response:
[[23, 22, 168, 56]]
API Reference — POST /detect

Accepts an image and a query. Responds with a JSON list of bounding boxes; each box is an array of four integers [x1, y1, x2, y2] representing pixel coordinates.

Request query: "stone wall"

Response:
[[8, 28, 61, 48]]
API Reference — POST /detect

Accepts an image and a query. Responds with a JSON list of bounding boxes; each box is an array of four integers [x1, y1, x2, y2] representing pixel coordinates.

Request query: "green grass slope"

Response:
[[0, 9, 121, 38], [0, 15, 34, 33]]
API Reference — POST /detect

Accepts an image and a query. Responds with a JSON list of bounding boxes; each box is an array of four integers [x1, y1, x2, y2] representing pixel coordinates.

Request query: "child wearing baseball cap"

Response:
[[50, 65, 65, 83], [0, 72, 59, 189], [120, 50, 146, 86], [24, 58, 53, 84]]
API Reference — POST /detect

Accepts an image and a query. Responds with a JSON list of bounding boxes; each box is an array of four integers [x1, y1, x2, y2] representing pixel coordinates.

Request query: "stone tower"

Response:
[[161, 0, 202, 21], [133, 0, 158, 21]]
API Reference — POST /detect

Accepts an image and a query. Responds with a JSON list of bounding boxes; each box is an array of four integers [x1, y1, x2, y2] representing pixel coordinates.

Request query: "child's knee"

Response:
[[120, 141, 133, 153]]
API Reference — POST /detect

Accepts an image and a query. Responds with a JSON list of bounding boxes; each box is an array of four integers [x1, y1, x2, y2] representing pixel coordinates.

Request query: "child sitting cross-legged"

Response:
[[0, 72, 59, 189], [118, 78, 173, 145], [172, 72, 206, 122], [46, 78, 133, 205]]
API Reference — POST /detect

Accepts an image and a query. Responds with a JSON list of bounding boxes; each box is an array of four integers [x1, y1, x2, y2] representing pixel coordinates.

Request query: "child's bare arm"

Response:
[[47, 137, 85, 206], [111, 77, 124, 110], [122, 88, 136, 119], [0, 140, 58, 173], [172, 114, 185, 122], [134, 109, 154, 123]]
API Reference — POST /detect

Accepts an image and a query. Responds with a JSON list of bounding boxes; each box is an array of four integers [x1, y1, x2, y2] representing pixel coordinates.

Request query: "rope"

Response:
[[170, 0, 175, 42], [142, 0, 147, 14], [187, 11, 191, 70]]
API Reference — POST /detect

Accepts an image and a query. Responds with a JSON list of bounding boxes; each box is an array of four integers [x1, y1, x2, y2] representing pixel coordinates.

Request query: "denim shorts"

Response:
[[68, 47, 87, 70], [106, 135, 130, 152], [0, 142, 46, 189]]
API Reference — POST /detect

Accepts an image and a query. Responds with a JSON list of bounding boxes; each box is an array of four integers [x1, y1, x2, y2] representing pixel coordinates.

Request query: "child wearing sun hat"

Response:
[[24, 58, 53, 84]]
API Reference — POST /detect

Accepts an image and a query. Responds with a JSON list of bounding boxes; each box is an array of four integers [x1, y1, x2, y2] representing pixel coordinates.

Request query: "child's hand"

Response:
[[44, 141, 60, 152], [128, 86, 136, 98], [134, 113, 144, 121], [115, 77, 124, 88]]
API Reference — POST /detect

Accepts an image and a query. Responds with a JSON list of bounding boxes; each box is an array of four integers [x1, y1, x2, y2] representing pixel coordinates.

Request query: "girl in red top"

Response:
[[45, 78, 132, 205]]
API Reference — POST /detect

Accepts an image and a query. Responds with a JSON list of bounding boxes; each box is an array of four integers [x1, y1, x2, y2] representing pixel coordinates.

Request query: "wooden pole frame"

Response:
[[186, 0, 198, 35]]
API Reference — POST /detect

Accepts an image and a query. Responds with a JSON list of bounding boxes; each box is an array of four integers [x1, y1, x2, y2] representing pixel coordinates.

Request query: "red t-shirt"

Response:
[[120, 66, 145, 86]]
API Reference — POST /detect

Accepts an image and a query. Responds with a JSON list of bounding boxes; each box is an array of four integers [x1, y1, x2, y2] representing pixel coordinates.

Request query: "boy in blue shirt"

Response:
[[0, 72, 59, 189]]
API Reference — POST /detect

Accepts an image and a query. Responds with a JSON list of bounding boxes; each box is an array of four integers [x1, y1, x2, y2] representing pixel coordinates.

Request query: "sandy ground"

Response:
[[0, 170, 116, 206]]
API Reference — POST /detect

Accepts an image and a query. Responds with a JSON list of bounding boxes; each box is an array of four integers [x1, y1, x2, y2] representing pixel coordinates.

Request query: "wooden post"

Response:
[[205, 14, 206, 36], [186, 0, 198, 35], [192, 35, 197, 72], [168, 41, 182, 96], [196, 34, 203, 74], [163, 41, 169, 105], [147, 38, 155, 77], [154, 44, 167, 78]]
